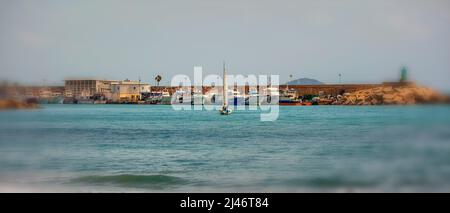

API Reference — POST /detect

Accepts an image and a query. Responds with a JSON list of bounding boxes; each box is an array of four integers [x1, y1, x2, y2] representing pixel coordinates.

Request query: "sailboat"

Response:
[[219, 62, 232, 115]]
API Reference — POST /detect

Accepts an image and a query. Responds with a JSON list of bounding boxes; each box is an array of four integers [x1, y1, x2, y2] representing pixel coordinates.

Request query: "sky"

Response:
[[0, 0, 449, 90]]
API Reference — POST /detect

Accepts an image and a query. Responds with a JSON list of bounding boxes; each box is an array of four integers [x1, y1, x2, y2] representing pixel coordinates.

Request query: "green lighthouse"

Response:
[[400, 66, 408, 82]]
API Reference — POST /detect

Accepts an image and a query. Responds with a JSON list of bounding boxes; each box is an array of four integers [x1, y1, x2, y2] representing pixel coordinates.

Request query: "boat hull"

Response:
[[279, 102, 303, 106]]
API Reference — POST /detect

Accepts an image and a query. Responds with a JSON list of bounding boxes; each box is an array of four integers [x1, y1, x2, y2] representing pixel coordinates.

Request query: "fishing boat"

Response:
[[160, 91, 171, 105], [219, 62, 232, 115], [279, 88, 302, 106], [142, 91, 162, 104]]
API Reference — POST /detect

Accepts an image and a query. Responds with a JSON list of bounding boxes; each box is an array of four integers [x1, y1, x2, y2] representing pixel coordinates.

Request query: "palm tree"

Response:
[[155, 75, 162, 86]]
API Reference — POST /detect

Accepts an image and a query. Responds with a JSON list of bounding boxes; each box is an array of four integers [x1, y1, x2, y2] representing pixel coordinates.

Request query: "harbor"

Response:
[[1, 79, 448, 109]]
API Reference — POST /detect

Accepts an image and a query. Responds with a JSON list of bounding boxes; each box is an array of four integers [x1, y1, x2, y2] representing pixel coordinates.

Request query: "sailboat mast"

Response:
[[223, 62, 228, 107]]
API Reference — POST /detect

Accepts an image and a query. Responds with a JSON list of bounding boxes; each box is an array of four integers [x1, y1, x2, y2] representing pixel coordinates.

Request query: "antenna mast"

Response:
[[223, 61, 228, 108]]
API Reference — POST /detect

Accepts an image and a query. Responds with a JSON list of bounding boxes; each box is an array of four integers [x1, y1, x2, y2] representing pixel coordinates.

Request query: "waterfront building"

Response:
[[64, 79, 118, 99], [110, 79, 150, 103]]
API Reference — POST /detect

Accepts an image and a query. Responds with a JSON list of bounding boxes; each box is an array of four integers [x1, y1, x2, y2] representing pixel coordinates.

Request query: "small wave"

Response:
[[70, 174, 188, 189]]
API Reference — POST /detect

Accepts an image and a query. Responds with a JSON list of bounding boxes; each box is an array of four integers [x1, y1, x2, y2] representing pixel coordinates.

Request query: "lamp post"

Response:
[[288, 74, 293, 90], [138, 76, 141, 101]]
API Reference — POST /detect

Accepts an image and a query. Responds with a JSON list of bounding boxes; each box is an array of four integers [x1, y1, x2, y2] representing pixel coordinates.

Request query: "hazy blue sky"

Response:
[[1, 0, 449, 89]]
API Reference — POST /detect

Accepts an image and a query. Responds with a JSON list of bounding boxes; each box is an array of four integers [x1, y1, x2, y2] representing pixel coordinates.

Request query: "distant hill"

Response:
[[286, 78, 324, 85]]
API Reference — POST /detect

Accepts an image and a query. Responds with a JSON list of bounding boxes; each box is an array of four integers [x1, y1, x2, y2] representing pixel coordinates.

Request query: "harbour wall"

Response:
[[279, 84, 382, 96], [2, 83, 395, 100], [151, 84, 384, 96]]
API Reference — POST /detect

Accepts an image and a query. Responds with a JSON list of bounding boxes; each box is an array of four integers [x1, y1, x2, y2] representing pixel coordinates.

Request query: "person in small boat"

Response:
[[221, 105, 231, 114]]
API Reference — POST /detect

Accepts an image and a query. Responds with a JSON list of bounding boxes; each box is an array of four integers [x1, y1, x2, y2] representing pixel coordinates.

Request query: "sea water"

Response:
[[0, 105, 450, 192]]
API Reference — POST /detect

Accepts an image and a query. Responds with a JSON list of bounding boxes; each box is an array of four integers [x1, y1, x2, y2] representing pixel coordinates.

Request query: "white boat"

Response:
[[172, 90, 192, 105], [219, 62, 232, 115], [192, 93, 206, 105], [261, 87, 280, 104], [263, 87, 280, 96], [246, 89, 259, 105], [204, 92, 218, 105]]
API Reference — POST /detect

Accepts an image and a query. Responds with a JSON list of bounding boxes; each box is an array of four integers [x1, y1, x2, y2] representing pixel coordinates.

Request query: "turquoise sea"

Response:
[[1, 105, 450, 192]]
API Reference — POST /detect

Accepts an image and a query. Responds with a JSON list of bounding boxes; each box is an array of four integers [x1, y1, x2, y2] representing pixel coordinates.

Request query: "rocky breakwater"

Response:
[[0, 99, 40, 109], [332, 84, 450, 105]]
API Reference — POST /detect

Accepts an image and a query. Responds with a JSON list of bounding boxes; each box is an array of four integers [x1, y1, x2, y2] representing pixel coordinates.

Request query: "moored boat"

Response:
[[279, 88, 302, 106], [279, 100, 303, 106], [160, 91, 171, 105], [172, 90, 192, 105]]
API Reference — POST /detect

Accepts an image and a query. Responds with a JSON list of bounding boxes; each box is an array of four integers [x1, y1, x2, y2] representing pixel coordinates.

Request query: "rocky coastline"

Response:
[[328, 84, 449, 105], [0, 99, 40, 110]]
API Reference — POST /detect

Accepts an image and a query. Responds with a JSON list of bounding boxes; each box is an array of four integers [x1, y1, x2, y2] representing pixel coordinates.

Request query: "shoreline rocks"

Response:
[[331, 84, 450, 105], [0, 99, 40, 110]]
